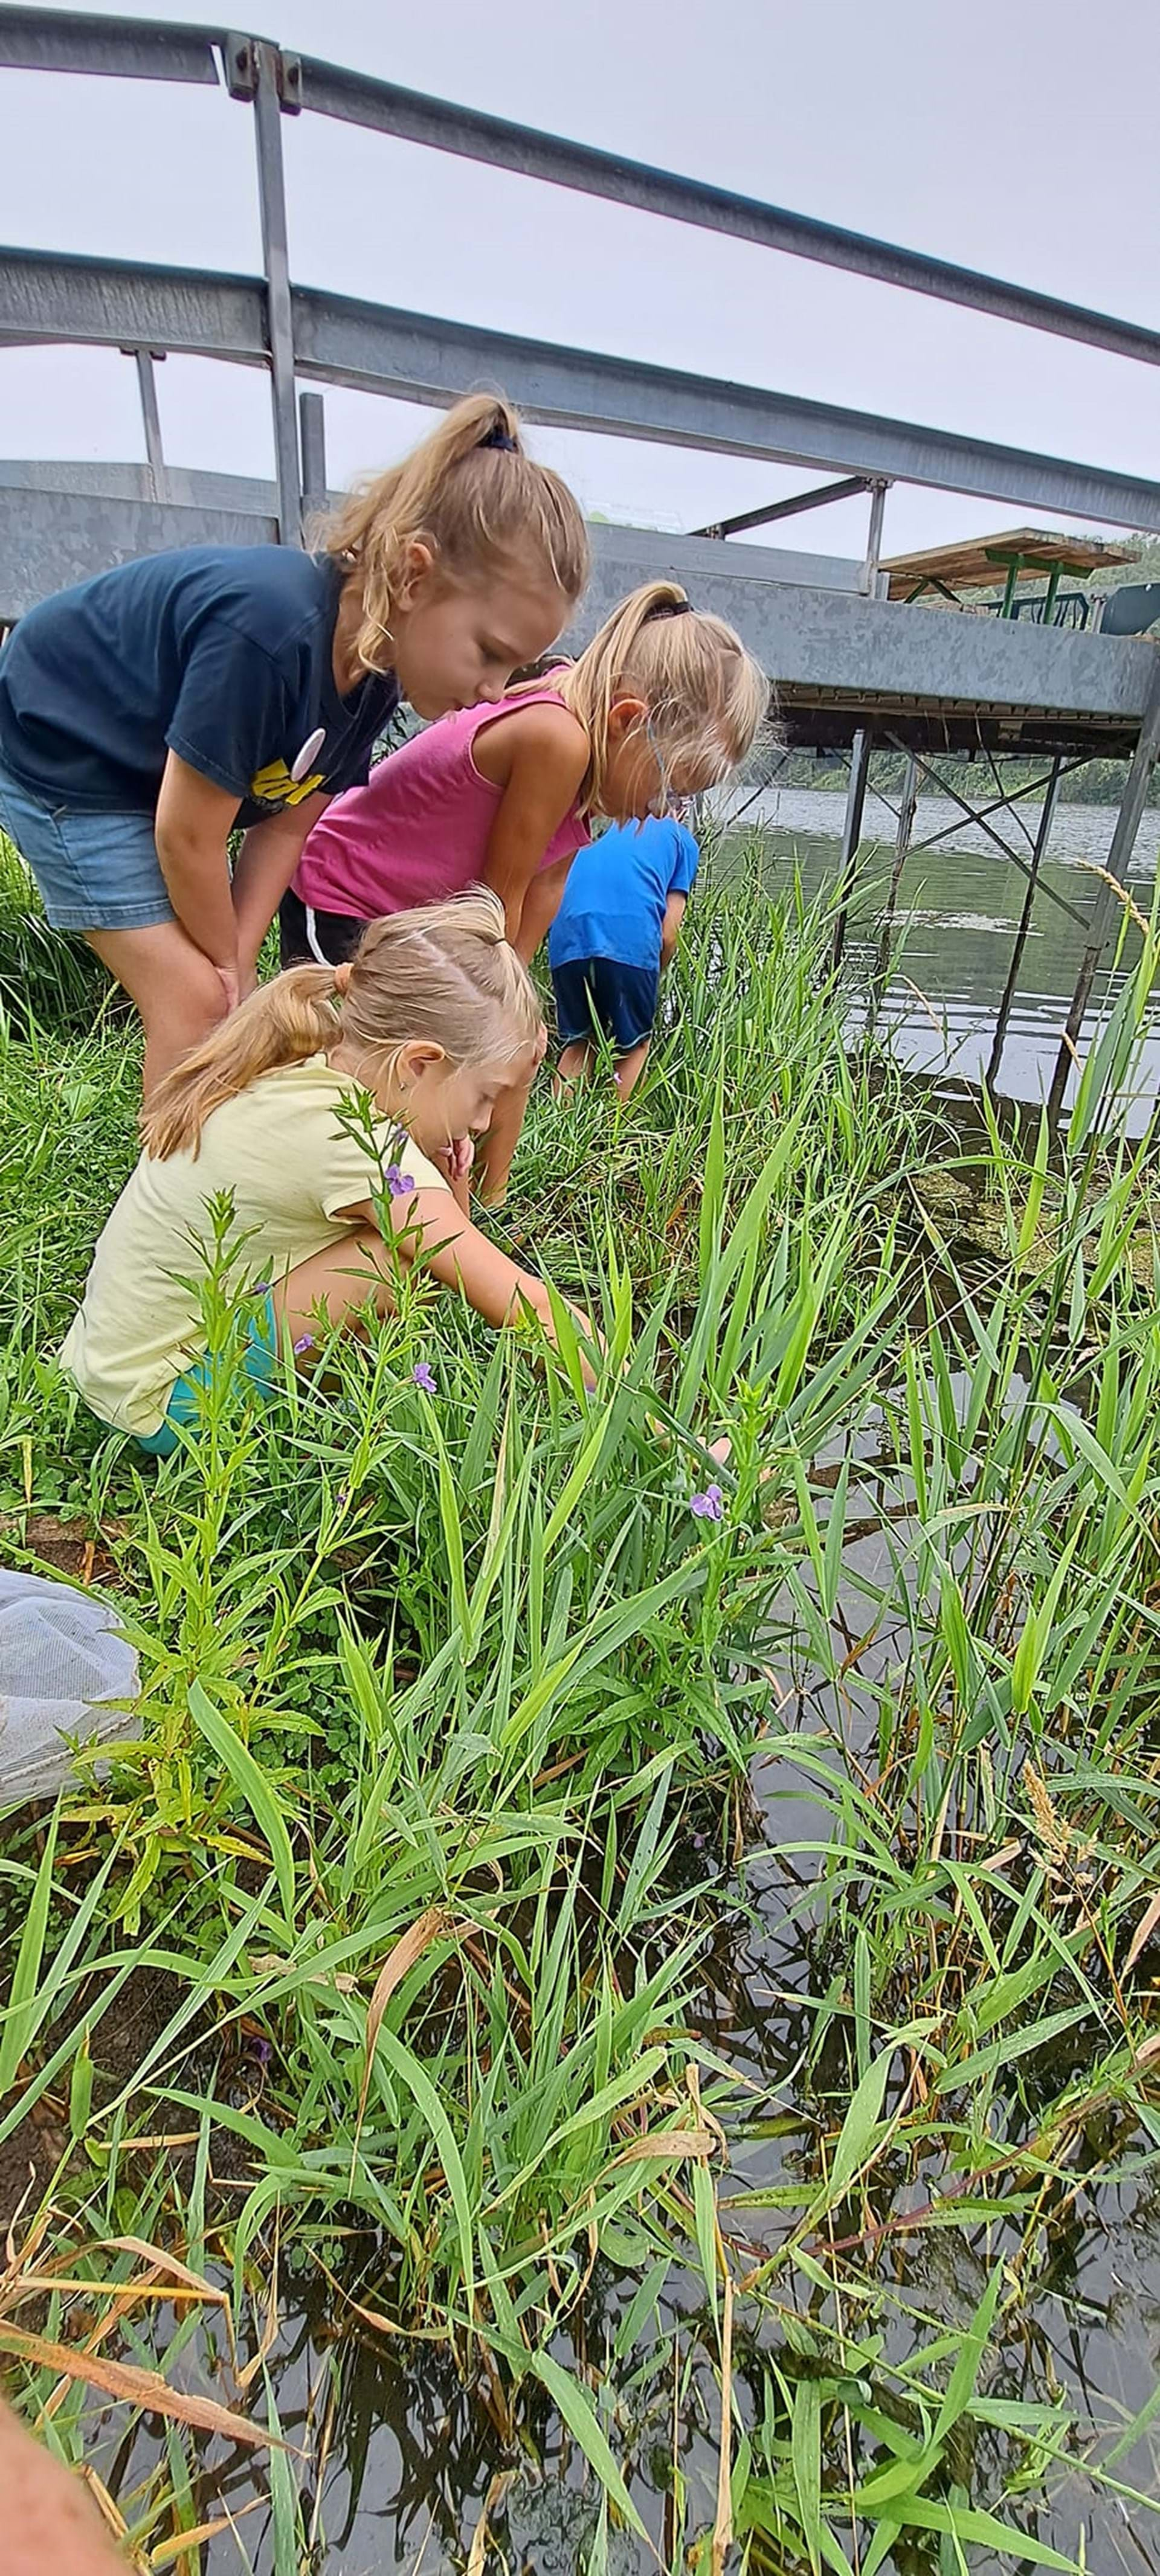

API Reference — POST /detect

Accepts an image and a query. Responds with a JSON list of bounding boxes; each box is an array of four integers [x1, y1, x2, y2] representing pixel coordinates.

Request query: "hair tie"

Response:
[[479, 424, 518, 452], [645, 597, 694, 621]]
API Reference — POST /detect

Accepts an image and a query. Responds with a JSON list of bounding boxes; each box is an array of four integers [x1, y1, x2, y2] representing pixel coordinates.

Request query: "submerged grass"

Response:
[[1, 847, 1159, 2571]]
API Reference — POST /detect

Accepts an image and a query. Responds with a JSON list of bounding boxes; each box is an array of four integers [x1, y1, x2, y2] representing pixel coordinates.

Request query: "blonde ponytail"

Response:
[[314, 394, 590, 677], [141, 891, 543, 1162], [558, 580, 769, 815], [142, 968, 341, 1158]]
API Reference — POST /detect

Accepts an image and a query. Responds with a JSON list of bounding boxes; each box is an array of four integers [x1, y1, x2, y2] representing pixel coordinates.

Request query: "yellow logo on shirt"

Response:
[[248, 759, 326, 810]]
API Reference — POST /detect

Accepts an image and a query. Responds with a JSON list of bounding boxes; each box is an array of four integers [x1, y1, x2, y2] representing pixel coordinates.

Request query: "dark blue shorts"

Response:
[[552, 956, 659, 1055]]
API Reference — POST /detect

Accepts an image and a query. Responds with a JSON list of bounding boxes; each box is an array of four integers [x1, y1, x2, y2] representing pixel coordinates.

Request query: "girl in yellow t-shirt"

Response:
[[59, 891, 596, 1455]]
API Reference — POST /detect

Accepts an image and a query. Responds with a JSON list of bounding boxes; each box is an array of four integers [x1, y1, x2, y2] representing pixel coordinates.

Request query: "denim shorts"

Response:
[[552, 956, 660, 1055], [135, 1297, 280, 1458], [0, 755, 173, 933]]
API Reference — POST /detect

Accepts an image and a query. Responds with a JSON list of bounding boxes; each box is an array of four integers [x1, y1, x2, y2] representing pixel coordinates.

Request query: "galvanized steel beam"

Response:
[[693, 476, 872, 540], [298, 390, 326, 516], [0, 458, 1153, 732], [0, 6, 223, 82], [0, 246, 266, 362], [132, 349, 166, 493], [2, 9, 1158, 381], [249, 36, 301, 540], [5, 246, 1159, 532], [286, 283, 1160, 531], [295, 51, 1160, 376]]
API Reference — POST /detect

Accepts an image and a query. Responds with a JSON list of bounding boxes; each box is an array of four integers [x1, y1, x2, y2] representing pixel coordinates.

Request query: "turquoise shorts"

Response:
[[136, 1297, 280, 1457]]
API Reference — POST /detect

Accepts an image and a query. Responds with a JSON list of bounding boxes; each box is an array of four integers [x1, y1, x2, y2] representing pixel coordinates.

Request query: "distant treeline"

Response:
[[768, 750, 1143, 808]]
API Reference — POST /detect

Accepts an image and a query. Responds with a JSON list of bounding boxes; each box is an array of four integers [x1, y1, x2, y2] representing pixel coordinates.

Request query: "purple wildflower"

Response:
[[690, 1483, 724, 1523], [385, 1164, 417, 1200], [412, 1361, 437, 1395], [293, 1333, 314, 1356]]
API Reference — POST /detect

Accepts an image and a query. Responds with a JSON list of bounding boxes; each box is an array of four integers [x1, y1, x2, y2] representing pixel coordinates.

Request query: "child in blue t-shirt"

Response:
[[548, 812, 699, 1099]]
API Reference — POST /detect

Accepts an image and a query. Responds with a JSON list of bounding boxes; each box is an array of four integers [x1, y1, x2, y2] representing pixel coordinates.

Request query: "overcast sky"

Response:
[[1, 0, 1158, 565]]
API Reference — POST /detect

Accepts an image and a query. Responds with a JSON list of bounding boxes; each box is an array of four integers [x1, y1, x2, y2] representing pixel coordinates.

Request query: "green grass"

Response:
[[1, 846, 1159, 2572]]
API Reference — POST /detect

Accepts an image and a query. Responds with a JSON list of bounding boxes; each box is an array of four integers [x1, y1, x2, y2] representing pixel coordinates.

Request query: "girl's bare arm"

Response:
[[341, 1186, 599, 1386], [153, 751, 242, 992], [0, 2401, 127, 2576], [660, 890, 688, 969], [231, 789, 334, 984], [474, 704, 588, 944]]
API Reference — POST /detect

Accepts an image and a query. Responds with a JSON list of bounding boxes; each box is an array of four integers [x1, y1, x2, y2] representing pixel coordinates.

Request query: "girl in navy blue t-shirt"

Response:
[[0, 394, 587, 1092]]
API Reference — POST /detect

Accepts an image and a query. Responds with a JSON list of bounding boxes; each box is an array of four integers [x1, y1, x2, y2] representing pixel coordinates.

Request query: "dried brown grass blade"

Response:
[[76, 2461, 129, 2542], [103, 2237, 228, 2300], [1124, 1889, 1160, 1976], [0, 2325, 285, 2449], [465, 2469, 514, 2576], [979, 1840, 1023, 1874], [149, 2499, 264, 2566], [353, 1906, 451, 2151], [613, 2125, 717, 2164], [311, 2252, 448, 2341]]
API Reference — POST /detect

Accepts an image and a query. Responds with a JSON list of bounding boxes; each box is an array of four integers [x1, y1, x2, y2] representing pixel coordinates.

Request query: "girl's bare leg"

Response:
[[613, 1039, 651, 1100], [270, 1225, 396, 1346], [87, 920, 230, 1096], [556, 1040, 595, 1090]]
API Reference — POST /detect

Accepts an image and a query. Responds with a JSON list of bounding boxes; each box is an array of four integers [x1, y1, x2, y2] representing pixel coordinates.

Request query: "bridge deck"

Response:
[[2, 463, 1155, 761]]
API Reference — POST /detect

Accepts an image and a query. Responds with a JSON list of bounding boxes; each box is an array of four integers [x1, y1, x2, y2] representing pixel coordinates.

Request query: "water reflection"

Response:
[[732, 786, 1160, 1130]]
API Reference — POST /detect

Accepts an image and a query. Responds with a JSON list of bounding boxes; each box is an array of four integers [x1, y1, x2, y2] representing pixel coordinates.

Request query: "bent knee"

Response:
[[166, 964, 230, 1046]]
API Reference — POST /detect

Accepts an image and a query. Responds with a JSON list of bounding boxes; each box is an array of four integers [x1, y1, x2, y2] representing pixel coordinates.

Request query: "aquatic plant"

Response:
[[1, 855, 1158, 2571]]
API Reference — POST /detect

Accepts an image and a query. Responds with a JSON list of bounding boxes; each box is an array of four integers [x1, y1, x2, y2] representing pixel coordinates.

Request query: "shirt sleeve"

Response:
[[669, 823, 700, 896], [165, 623, 298, 801], [318, 1113, 451, 1222]]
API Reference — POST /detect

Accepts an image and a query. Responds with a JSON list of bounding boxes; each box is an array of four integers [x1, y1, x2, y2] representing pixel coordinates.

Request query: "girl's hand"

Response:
[[435, 1135, 474, 1213]]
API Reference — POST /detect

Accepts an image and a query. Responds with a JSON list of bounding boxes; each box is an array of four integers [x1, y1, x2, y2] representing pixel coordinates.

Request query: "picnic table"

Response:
[[881, 525, 1136, 623]]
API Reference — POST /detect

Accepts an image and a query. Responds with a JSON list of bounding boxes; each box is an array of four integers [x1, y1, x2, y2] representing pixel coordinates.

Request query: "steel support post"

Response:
[[298, 387, 327, 516], [250, 41, 301, 544], [860, 478, 888, 592], [831, 725, 872, 970], [1046, 671, 1160, 1126], [985, 754, 1062, 1092], [866, 750, 917, 1031], [132, 347, 166, 495]]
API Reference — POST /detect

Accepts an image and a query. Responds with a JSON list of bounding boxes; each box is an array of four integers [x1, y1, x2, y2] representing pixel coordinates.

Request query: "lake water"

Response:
[[727, 786, 1160, 1130]]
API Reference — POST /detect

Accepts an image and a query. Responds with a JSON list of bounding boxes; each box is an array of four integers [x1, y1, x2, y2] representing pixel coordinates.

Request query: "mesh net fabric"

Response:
[[0, 1568, 138, 1801]]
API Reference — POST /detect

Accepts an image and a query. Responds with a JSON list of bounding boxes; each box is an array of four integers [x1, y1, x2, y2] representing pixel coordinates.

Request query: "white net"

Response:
[[0, 1567, 138, 1802]]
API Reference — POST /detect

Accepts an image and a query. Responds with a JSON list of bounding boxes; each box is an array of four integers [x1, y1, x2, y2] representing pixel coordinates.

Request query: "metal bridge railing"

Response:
[[1, 4, 1159, 564]]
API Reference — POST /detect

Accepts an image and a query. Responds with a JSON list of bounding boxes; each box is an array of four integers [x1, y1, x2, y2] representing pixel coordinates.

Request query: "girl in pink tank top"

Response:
[[285, 690, 585, 953], [281, 581, 768, 1195]]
